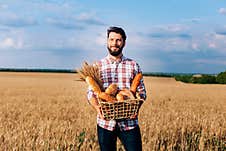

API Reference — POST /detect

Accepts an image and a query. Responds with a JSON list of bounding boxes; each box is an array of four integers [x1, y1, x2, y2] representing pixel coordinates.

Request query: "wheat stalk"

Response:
[[76, 61, 104, 91]]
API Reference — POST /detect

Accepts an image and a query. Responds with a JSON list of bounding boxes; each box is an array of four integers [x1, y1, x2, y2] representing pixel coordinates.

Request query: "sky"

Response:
[[0, 0, 226, 74]]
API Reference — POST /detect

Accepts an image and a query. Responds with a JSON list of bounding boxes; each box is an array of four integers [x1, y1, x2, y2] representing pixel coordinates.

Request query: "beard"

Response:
[[107, 44, 124, 56]]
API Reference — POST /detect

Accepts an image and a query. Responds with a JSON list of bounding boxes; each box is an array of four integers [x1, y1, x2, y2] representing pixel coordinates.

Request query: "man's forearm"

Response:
[[89, 97, 99, 109]]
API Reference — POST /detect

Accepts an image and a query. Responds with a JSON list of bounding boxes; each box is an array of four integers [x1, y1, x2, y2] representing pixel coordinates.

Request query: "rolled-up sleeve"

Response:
[[87, 87, 97, 104]]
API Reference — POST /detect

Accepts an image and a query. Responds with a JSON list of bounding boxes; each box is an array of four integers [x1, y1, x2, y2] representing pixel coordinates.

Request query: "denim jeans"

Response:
[[97, 125, 142, 151]]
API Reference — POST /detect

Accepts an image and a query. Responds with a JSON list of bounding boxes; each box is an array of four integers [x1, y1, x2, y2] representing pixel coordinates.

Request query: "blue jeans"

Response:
[[97, 125, 142, 151]]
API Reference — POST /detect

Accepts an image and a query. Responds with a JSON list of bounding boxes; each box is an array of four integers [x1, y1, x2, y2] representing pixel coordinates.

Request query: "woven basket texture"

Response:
[[99, 99, 143, 120]]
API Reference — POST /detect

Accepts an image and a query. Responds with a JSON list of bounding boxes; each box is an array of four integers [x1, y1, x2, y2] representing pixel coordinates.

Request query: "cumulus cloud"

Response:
[[0, 4, 8, 9], [218, 8, 226, 15], [191, 43, 199, 50], [46, 13, 106, 30], [95, 33, 106, 46], [33, 0, 106, 28], [133, 24, 194, 52], [0, 37, 23, 49], [146, 24, 191, 39], [210, 37, 226, 53], [133, 24, 226, 55], [208, 43, 216, 48]]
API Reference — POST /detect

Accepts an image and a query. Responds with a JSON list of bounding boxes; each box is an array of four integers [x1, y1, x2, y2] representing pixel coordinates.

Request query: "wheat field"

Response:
[[0, 72, 225, 151]]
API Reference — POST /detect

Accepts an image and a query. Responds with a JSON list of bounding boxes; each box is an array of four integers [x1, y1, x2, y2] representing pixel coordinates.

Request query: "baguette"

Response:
[[130, 73, 142, 93], [85, 76, 102, 95], [98, 92, 117, 103], [105, 83, 118, 96]]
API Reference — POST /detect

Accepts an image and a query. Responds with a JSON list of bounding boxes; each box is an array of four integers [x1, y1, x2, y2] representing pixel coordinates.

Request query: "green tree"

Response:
[[216, 71, 226, 84], [175, 75, 192, 83], [192, 75, 216, 84]]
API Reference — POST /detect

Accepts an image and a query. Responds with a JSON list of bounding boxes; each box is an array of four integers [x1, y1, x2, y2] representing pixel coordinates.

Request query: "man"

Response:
[[87, 26, 146, 151]]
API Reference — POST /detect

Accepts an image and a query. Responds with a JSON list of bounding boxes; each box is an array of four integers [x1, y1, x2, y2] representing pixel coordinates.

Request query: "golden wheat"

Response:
[[0, 72, 225, 151], [76, 61, 104, 91]]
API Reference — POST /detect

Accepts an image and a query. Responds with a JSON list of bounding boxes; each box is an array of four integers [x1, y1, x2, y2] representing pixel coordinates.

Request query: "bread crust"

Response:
[[116, 93, 125, 102], [85, 76, 101, 95], [130, 73, 142, 93], [117, 89, 135, 100], [98, 92, 117, 103], [105, 83, 118, 96]]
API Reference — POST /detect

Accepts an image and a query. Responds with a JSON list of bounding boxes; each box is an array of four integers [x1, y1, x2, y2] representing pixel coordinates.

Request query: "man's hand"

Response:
[[90, 97, 104, 119], [94, 105, 104, 119]]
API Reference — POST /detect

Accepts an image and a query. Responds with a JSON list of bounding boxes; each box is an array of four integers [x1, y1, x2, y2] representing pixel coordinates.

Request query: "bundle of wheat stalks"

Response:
[[77, 61, 142, 103], [77, 61, 104, 91]]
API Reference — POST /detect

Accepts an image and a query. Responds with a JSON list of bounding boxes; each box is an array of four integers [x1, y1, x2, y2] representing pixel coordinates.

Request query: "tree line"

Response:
[[174, 71, 226, 84]]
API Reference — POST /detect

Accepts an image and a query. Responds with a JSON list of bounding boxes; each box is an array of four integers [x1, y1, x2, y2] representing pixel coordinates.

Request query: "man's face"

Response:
[[107, 32, 125, 56]]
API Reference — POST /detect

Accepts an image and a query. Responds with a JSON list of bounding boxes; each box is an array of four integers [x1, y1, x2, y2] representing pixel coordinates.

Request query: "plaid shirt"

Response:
[[87, 55, 146, 131]]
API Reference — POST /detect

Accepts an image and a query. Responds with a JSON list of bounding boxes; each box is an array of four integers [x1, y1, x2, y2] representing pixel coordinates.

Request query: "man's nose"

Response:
[[112, 40, 117, 45]]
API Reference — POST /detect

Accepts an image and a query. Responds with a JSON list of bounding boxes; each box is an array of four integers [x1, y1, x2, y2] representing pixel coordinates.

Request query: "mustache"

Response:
[[110, 45, 120, 48]]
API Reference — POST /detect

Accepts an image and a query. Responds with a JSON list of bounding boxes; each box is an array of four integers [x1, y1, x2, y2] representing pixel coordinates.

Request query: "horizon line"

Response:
[[0, 67, 219, 75]]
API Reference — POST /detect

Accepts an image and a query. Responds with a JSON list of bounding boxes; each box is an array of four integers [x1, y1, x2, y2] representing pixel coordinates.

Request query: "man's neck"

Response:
[[108, 53, 123, 61]]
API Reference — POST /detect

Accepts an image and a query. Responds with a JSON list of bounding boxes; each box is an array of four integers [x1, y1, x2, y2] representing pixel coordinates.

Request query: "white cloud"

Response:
[[215, 33, 226, 39], [0, 37, 24, 49], [208, 43, 216, 48], [131, 24, 226, 55], [191, 43, 199, 50], [218, 8, 226, 15], [0, 38, 14, 48], [95, 33, 106, 46], [125, 24, 193, 52], [76, 12, 106, 26], [202, 32, 226, 53], [0, 4, 8, 9], [167, 24, 187, 32]]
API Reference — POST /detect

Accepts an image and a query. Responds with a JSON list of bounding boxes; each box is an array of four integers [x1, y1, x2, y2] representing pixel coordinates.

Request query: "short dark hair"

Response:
[[107, 26, 127, 41]]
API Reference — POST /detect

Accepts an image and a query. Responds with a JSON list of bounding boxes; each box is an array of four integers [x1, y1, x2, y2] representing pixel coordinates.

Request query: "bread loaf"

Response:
[[130, 73, 142, 93], [116, 93, 125, 102], [98, 92, 117, 103], [85, 76, 101, 95], [118, 89, 135, 100], [105, 83, 118, 96]]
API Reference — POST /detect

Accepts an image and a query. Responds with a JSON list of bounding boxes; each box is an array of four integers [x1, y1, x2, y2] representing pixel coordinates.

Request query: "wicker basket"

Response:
[[98, 99, 144, 120]]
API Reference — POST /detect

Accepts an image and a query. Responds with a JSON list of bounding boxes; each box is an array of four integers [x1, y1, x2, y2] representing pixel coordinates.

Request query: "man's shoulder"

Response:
[[123, 56, 138, 65]]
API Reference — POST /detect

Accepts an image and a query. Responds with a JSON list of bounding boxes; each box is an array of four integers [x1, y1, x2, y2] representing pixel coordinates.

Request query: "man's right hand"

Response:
[[94, 105, 104, 119], [90, 97, 105, 119]]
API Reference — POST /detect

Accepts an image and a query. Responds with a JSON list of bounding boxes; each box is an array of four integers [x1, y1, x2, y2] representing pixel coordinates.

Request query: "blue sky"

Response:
[[0, 0, 226, 74]]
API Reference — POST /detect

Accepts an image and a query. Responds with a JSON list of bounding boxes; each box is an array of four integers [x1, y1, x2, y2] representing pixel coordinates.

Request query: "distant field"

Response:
[[0, 72, 225, 150]]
